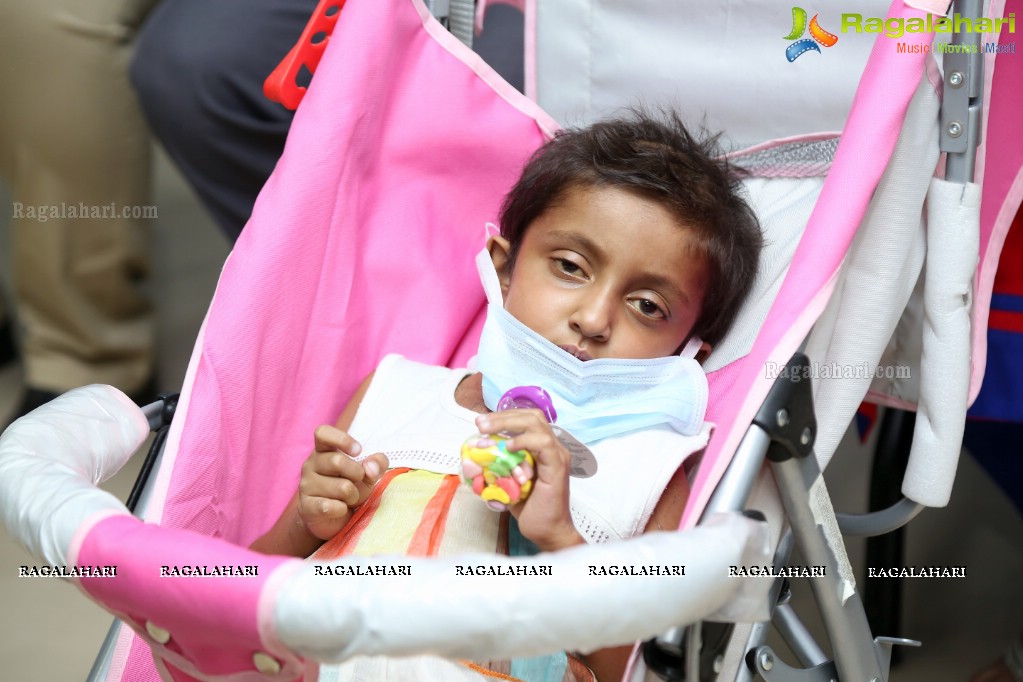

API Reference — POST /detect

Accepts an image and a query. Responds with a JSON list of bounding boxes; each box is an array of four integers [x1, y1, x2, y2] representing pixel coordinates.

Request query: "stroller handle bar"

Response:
[[0, 385, 777, 674]]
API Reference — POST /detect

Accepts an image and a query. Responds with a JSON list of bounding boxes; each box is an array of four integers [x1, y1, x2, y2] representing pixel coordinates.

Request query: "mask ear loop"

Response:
[[469, 224, 505, 373], [679, 335, 703, 360], [476, 222, 504, 305]]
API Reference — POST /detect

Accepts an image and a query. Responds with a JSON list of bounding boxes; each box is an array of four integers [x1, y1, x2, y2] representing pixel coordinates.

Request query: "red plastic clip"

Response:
[[263, 0, 345, 110]]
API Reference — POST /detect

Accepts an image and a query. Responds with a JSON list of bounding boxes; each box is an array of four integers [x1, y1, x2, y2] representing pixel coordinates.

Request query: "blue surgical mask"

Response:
[[473, 248, 708, 444]]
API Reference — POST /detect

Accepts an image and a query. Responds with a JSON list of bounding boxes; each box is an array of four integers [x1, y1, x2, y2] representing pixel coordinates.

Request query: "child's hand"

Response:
[[475, 410, 584, 552], [298, 425, 389, 541]]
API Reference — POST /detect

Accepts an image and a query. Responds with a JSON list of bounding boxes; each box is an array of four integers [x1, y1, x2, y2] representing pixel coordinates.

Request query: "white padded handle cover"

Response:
[[0, 386, 142, 566], [902, 178, 980, 507], [276, 512, 771, 662]]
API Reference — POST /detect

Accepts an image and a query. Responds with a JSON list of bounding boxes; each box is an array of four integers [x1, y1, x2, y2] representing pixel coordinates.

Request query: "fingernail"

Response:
[[351, 442, 362, 456], [365, 460, 380, 479], [476, 417, 491, 431]]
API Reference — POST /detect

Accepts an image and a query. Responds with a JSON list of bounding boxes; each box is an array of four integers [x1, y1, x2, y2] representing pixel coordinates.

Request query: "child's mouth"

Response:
[[559, 345, 593, 362]]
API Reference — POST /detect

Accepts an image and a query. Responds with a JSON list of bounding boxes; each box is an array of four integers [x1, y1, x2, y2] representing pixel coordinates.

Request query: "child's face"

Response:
[[490, 185, 708, 361]]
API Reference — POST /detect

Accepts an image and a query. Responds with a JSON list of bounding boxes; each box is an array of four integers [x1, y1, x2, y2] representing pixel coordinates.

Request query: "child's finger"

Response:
[[313, 424, 363, 456], [475, 408, 550, 436], [298, 494, 350, 521], [299, 467, 351, 503], [307, 449, 366, 480], [505, 432, 570, 481], [361, 452, 389, 483], [342, 452, 389, 503]]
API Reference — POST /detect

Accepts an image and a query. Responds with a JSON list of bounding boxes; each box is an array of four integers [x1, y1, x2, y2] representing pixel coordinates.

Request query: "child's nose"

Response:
[[568, 291, 613, 342]]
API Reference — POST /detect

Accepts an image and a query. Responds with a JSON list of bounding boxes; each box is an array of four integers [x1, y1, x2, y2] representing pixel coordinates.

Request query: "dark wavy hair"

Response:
[[498, 109, 762, 347]]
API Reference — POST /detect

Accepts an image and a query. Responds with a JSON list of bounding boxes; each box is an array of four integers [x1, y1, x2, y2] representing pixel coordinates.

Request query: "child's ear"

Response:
[[695, 342, 713, 365], [486, 235, 513, 298]]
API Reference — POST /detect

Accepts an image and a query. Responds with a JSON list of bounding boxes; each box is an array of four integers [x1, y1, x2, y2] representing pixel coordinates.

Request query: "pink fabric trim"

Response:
[[726, 131, 841, 178], [411, 0, 558, 135], [968, 0, 1022, 403], [107, 622, 134, 682], [903, 0, 953, 14], [476, 0, 488, 33], [145, 313, 212, 526], [925, 54, 943, 96], [682, 0, 937, 527], [684, 282, 838, 527], [623, 641, 642, 681], [727, 131, 842, 159]]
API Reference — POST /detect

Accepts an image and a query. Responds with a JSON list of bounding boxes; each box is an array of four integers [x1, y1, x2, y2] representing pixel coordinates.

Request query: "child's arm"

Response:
[[477, 410, 691, 681], [250, 373, 388, 557], [474, 409, 585, 552]]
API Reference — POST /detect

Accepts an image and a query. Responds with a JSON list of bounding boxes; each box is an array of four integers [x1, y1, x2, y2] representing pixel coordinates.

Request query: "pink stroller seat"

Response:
[[1, 0, 1020, 680]]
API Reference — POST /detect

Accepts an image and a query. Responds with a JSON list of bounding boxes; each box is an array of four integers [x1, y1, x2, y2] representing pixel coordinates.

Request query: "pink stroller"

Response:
[[1, 0, 1020, 679]]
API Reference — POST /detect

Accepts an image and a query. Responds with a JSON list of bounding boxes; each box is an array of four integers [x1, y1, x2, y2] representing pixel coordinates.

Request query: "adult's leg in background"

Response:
[[131, 0, 318, 242], [0, 0, 159, 418]]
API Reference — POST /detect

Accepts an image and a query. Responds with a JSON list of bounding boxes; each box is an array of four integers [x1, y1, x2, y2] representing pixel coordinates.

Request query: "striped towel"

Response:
[[310, 468, 596, 681], [311, 468, 506, 560]]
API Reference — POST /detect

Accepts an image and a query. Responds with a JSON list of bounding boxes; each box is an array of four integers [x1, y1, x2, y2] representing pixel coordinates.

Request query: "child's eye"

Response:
[[629, 297, 667, 319], [553, 258, 584, 277]]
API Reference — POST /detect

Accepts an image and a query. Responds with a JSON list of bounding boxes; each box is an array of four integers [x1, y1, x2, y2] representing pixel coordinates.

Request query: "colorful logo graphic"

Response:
[[784, 7, 839, 61]]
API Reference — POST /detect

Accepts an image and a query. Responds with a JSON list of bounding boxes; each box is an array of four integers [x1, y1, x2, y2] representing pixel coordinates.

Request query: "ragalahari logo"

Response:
[[784, 7, 839, 61]]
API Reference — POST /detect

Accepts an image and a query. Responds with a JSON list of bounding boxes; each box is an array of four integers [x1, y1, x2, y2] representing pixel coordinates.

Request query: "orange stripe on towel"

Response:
[[313, 467, 410, 559], [459, 661, 525, 681], [405, 474, 461, 557]]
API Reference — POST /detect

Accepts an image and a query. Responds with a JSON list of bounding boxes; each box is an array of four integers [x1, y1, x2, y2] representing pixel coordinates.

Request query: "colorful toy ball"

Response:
[[459, 386, 555, 511], [460, 435, 535, 511]]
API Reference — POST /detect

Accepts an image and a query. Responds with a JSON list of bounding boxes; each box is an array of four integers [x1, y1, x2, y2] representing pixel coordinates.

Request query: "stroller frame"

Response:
[[644, 353, 923, 682], [35, 0, 991, 678], [643, 0, 988, 667]]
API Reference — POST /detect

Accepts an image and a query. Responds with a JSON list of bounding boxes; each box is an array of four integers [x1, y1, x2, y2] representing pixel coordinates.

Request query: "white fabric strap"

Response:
[[276, 512, 771, 662]]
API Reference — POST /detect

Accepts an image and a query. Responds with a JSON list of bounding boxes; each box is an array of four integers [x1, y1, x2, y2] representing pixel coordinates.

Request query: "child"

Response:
[[252, 109, 762, 681]]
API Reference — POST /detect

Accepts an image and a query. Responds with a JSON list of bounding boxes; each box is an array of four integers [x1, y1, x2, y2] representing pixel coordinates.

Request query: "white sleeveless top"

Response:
[[349, 354, 712, 543]]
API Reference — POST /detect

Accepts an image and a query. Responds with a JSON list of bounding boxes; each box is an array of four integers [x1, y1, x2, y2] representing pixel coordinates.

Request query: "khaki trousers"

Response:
[[0, 0, 160, 393]]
